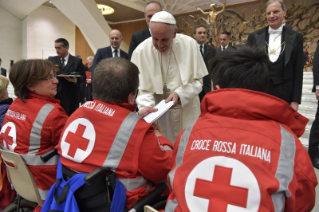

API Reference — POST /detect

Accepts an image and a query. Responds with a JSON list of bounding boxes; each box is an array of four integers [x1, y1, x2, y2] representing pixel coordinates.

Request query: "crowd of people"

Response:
[[0, 0, 318, 211]]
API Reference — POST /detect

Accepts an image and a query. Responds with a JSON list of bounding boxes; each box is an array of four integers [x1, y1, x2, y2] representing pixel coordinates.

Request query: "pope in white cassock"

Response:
[[131, 11, 207, 143]]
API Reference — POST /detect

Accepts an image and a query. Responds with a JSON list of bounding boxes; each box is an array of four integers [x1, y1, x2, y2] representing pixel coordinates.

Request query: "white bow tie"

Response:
[[269, 28, 282, 34]]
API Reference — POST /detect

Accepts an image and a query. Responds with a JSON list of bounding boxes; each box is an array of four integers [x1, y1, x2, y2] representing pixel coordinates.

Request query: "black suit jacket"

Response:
[[312, 41, 319, 92], [247, 26, 303, 103], [0, 68, 6, 77], [199, 44, 216, 101], [128, 28, 151, 60], [48, 54, 84, 115], [91, 46, 128, 87]]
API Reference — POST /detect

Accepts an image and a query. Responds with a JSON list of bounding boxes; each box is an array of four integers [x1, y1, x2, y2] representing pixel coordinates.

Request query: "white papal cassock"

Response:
[[131, 33, 208, 143]]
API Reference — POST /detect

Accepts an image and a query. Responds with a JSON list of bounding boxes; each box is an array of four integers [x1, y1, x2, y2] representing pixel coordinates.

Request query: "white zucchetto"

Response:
[[150, 11, 176, 24]]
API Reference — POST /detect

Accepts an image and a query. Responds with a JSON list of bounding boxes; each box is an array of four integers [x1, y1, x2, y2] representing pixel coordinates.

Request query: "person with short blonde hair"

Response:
[[0, 75, 12, 128], [0, 75, 9, 101], [0, 75, 15, 211]]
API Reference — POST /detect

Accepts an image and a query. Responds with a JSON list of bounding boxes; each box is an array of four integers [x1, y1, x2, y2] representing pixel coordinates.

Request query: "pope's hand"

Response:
[[165, 92, 179, 105], [138, 106, 158, 117]]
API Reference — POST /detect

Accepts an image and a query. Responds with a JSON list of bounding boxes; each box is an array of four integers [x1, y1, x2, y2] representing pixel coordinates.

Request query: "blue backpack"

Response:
[[42, 158, 126, 212]]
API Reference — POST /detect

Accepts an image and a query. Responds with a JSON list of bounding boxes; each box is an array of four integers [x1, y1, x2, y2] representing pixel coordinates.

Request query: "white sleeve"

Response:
[[174, 78, 202, 107]]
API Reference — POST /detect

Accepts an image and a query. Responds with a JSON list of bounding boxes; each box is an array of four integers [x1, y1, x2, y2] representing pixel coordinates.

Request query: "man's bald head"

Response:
[[144, 1, 162, 26], [109, 29, 123, 49]]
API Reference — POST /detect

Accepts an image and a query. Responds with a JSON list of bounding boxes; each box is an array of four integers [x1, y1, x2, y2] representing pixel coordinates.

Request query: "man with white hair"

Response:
[[131, 11, 207, 143], [247, 0, 303, 111]]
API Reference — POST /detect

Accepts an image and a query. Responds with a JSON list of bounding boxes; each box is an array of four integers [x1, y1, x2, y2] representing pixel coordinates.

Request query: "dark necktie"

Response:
[[200, 45, 203, 56], [114, 50, 118, 57], [61, 58, 65, 69]]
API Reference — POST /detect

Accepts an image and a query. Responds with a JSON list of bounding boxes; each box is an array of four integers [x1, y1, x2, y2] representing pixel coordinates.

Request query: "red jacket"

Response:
[[58, 100, 173, 208], [0, 93, 68, 200], [166, 89, 317, 212]]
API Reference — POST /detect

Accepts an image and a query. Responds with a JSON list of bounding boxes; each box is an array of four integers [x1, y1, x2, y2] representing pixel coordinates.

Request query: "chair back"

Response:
[[144, 205, 159, 212], [0, 149, 43, 206]]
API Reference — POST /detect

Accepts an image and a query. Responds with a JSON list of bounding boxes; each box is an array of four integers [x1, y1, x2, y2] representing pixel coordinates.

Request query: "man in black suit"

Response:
[[0, 58, 6, 77], [128, 1, 162, 59], [193, 25, 216, 101], [309, 40, 319, 168], [247, 0, 303, 111], [216, 31, 231, 54], [48, 38, 84, 116], [91, 29, 128, 89]]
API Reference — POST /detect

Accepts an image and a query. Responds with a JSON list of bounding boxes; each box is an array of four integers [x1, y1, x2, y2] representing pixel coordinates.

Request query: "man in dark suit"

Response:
[[91, 29, 128, 90], [0, 58, 6, 77], [193, 25, 216, 101], [309, 40, 319, 168], [216, 31, 231, 54], [247, 0, 303, 111], [128, 1, 162, 59], [48, 38, 84, 116]]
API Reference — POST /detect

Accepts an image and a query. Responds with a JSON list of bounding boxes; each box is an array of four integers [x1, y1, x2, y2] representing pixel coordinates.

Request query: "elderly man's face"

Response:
[[266, 0, 286, 30], [151, 22, 177, 53], [86, 57, 93, 65], [109, 30, 123, 49]]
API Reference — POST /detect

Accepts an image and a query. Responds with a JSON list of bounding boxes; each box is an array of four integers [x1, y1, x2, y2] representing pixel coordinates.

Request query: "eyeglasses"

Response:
[[42, 73, 57, 81]]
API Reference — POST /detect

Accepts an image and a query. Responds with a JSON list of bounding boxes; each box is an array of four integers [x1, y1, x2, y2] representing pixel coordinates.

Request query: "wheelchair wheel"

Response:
[[151, 199, 166, 211], [3, 199, 37, 212]]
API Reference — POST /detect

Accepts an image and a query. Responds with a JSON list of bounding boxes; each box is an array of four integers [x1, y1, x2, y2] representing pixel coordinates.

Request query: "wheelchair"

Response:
[[41, 149, 167, 212]]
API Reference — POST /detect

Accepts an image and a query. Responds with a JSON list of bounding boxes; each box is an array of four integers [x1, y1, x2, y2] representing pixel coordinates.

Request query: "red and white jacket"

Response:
[[58, 100, 173, 208], [166, 89, 317, 212], [0, 93, 68, 200]]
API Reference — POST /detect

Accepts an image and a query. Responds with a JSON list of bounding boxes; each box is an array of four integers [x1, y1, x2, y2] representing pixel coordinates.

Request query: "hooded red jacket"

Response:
[[166, 89, 317, 212]]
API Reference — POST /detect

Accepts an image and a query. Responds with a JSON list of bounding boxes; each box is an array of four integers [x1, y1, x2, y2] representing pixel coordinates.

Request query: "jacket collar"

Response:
[[27, 92, 61, 104]]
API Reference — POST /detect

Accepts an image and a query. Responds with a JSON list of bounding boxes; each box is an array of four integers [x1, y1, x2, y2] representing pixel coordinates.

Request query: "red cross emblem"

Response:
[[194, 165, 249, 211], [64, 124, 90, 158], [1, 126, 14, 149]]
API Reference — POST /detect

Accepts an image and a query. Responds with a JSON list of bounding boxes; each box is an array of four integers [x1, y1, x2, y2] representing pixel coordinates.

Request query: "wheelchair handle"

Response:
[[40, 149, 58, 162], [129, 181, 167, 212], [84, 167, 113, 186]]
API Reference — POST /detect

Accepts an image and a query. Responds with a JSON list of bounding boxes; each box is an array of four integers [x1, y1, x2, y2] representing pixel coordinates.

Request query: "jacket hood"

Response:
[[200, 89, 308, 137]]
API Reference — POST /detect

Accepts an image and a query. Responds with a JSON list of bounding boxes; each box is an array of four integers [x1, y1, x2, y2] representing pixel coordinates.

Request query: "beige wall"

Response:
[[24, 6, 76, 59], [0, 6, 22, 70]]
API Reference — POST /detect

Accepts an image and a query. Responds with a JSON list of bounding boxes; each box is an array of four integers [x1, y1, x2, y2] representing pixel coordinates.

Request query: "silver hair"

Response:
[[87, 56, 94, 60], [149, 22, 177, 33], [266, 0, 286, 11]]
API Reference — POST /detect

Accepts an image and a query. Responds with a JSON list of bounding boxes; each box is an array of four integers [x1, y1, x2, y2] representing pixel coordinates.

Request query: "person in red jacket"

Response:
[[166, 45, 318, 212], [0, 59, 68, 212], [57, 57, 173, 211]]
